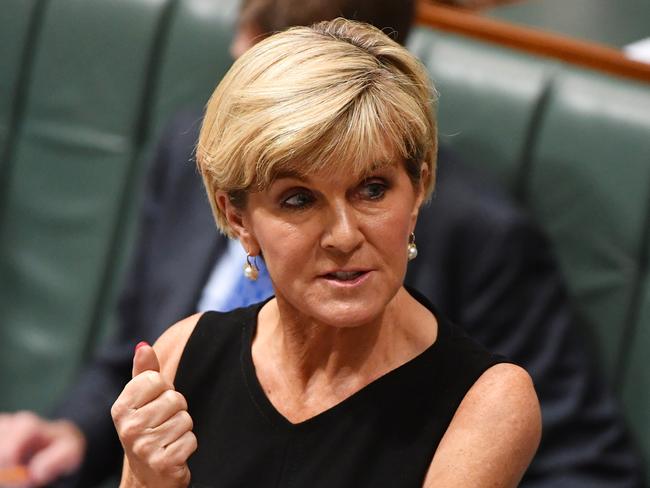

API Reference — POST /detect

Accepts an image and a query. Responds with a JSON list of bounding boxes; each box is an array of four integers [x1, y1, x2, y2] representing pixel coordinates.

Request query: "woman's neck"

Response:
[[252, 287, 437, 421]]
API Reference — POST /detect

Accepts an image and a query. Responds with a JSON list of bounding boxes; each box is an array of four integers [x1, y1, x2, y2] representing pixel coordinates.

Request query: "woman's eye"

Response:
[[359, 181, 387, 200], [281, 191, 314, 209]]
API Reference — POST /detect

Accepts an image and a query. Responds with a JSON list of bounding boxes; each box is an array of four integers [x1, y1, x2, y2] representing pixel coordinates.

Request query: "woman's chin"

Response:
[[302, 296, 390, 329], [276, 275, 402, 329]]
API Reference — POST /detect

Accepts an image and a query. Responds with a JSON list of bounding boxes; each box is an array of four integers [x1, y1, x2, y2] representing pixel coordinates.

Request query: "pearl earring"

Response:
[[244, 253, 259, 281], [407, 233, 418, 261]]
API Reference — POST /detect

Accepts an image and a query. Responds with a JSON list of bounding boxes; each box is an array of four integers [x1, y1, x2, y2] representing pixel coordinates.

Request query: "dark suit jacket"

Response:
[[55, 111, 645, 487]]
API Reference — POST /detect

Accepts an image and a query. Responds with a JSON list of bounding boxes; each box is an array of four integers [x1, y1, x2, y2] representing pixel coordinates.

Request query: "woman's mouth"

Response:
[[327, 271, 364, 281], [321, 270, 371, 287]]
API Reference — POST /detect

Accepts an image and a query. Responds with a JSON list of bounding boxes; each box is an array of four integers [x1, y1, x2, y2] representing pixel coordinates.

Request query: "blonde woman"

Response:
[[111, 19, 540, 488]]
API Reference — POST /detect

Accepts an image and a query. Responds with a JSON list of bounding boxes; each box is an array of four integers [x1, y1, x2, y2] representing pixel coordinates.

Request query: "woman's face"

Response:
[[225, 160, 426, 328]]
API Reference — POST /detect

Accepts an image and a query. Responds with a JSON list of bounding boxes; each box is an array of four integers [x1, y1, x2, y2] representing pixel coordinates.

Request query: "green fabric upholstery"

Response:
[[0, 0, 648, 479]]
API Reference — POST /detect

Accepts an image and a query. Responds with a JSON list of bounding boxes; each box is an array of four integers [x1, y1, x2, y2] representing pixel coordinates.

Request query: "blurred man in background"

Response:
[[0, 0, 644, 487]]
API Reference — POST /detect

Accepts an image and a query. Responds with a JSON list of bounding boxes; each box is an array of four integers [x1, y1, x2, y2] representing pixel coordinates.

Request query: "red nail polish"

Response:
[[135, 341, 149, 352]]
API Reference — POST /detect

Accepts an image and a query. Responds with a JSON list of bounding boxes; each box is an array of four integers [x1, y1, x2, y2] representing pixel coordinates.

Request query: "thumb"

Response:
[[132, 342, 161, 378]]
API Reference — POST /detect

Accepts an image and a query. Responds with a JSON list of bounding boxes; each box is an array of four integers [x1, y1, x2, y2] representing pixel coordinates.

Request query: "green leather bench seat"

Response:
[[0, 0, 648, 481], [409, 28, 558, 194], [148, 0, 238, 135], [526, 69, 650, 466], [0, 0, 42, 173], [410, 27, 650, 470], [527, 68, 650, 380], [95, 0, 239, 334], [0, 0, 214, 411]]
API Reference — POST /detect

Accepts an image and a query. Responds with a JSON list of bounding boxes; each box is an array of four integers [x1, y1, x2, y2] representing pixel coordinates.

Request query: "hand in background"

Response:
[[0, 411, 85, 486], [112, 343, 196, 488]]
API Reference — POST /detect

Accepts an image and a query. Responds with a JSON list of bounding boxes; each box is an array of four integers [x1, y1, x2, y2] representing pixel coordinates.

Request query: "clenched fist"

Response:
[[111, 342, 197, 488]]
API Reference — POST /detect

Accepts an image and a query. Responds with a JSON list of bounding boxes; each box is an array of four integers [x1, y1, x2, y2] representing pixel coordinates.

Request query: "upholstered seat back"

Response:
[[0, 0, 238, 411]]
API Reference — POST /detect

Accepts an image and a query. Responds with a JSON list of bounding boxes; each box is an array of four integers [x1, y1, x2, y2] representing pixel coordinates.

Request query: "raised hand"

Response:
[[111, 342, 196, 488]]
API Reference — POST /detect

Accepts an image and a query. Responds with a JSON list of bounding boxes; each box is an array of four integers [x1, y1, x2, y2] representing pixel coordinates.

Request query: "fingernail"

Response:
[[135, 341, 149, 352]]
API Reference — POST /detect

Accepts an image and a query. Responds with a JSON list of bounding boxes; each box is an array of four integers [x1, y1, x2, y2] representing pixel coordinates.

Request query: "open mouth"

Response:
[[324, 271, 368, 283], [326, 271, 365, 281]]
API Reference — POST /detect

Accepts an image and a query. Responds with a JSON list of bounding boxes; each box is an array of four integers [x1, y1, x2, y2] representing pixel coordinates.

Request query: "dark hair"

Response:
[[239, 0, 416, 46]]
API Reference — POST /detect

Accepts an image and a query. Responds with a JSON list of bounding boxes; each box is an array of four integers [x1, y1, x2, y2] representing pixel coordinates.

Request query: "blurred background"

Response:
[[1, 0, 649, 485]]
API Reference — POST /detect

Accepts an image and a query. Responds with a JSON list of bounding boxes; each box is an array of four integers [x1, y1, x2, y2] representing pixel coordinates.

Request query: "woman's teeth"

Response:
[[329, 271, 363, 281]]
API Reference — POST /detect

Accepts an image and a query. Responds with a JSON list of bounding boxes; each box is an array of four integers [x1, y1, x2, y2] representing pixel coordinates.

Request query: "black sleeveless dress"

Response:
[[174, 289, 506, 488]]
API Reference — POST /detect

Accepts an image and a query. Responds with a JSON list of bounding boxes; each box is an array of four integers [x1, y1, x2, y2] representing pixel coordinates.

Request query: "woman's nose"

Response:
[[320, 204, 363, 254]]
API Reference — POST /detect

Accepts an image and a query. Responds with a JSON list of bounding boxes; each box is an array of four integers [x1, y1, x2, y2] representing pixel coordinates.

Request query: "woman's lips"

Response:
[[327, 271, 364, 280], [320, 270, 372, 287]]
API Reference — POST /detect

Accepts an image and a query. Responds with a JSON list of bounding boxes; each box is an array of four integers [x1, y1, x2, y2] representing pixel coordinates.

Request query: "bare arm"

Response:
[[423, 363, 541, 487]]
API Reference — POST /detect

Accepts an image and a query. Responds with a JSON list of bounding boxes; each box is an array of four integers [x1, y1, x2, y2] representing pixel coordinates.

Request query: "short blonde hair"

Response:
[[197, 18, 438, 237]]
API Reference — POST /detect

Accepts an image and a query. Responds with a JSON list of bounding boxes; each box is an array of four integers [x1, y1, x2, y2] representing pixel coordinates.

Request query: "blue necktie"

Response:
[[221, 257, 275, 311]]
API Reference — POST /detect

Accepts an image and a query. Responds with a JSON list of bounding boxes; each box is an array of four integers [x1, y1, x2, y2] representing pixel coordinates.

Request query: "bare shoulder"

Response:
[[152, 312, 203, 385], [423, 363, 541, 488]]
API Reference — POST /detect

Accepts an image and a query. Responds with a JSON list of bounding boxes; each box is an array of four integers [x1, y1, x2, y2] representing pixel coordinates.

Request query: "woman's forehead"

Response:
[[267, 154, 403, 185]]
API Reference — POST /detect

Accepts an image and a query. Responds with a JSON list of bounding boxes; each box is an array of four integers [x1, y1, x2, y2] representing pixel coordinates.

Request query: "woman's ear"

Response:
[[215, 191, 260, 255]]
